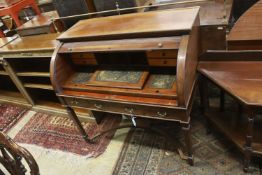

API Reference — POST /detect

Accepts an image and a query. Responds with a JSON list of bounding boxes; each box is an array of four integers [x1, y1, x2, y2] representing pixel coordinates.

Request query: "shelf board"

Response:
[[0, 71, 8, 76], [17, 72, 50, 77], [24, 83, 53, 90], [205, 107, 262, 156], [0, 90, 30, 106]]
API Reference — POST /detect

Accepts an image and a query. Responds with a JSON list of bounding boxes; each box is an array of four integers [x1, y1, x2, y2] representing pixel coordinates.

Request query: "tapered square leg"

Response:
[[182, 122, 194, 166]]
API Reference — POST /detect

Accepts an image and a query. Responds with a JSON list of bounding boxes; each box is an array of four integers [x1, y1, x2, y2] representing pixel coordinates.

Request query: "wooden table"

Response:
[[0, 0, 41, 27], [198, 51, 262, 172], [16, 11, 63, 36]]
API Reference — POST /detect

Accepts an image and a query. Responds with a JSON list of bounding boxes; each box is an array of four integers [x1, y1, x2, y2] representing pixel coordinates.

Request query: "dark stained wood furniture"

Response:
[[0, 132, 39, 175], [198, 51, 262, 172], [227, 0, 262, 50], [154, 0, 234, 53], [0, 33, 90, 118], [16, 11, 64, 37], [51, 7, 200, 165]]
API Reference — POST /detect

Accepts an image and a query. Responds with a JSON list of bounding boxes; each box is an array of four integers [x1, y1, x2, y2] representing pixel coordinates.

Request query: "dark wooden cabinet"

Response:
[[51, 7, 200, 165]]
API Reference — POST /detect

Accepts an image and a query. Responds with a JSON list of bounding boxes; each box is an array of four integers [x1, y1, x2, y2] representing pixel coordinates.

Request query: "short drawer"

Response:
[[63, 97, 186, 122], [146, 50, 177, 59], [148, 58, 177, 67]]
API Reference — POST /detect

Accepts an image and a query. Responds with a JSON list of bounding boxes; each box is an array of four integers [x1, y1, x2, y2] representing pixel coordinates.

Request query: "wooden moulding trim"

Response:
[[176, 35, 189, 107], [200, 50, 262, 61]]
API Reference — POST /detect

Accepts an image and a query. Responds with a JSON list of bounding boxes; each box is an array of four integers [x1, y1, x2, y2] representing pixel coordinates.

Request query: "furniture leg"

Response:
[[58, 97, 92, 143], [199, 75, 209, 114], [238, 103, 243, 117], [10, 11, 22, 27], [220, 90, 225, 111], [91, 111, 106, 124], [199, 75, 211, 134], [244, 110, 254, 172], [30, 1, 41, 15], [182, 122, 194, 166]]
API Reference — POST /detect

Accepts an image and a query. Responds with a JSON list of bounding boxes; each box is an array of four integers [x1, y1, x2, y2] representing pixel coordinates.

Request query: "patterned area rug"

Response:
[[14, 113, 121, 157], [113, 116, 261, 175], [0, 103, 28, 133]]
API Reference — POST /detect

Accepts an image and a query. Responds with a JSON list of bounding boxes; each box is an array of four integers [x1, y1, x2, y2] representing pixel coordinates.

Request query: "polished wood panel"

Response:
[[227, 0, 262, 50], [0, 33, 59, 53], [58, 7, 200, 41], [199, 61, 262, 106]]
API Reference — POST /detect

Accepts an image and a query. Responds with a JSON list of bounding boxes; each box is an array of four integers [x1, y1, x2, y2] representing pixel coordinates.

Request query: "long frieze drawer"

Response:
[[64, 97, 187, 122], [59, 37, 181, 53], [146, 50, 178, 59]]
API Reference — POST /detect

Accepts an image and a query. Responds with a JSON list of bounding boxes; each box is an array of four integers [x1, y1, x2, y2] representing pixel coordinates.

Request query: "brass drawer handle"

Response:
[[94, 104, 103, 110], [157, 112, 167, 118], [125, 108, 134, 114]]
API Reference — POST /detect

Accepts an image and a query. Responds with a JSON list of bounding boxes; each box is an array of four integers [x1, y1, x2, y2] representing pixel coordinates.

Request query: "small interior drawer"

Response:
[[71, 53, 97, 65], [148, 58, 177, 67], [63, 96, 184, 121], [146, 50, 177, 59]]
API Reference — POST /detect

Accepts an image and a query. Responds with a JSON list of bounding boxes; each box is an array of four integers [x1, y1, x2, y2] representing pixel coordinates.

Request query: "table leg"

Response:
[[30, 1, 41, 15], [220, 90, 225, 111], [182, 122, 194, 166], [244, 110, 254, 172], [199, 75, 212, 134], [199, 75, 209, 114], [10, 11, 22, 27], [58, 97, 92, 143]]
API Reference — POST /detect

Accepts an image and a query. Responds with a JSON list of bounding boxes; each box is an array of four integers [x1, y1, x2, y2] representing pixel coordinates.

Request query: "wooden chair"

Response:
[[0, 132, 39, 175]]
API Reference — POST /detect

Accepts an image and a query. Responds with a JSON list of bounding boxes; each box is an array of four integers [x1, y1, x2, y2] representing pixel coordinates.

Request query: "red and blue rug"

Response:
[[14, 112, 121, 157], [0, 103, 28, 133]]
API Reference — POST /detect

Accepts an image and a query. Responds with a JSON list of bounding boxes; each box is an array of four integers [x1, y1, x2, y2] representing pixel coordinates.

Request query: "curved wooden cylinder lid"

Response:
[[227, 0, 262, 50]]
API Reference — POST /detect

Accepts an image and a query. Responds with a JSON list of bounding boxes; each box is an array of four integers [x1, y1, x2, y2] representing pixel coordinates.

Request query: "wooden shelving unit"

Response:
[[17, 72, 50, 77], [0, 34, 91, 119], [206, 107, 262, 156]]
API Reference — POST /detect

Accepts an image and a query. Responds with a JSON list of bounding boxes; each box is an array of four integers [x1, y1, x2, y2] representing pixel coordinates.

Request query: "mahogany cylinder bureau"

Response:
[[50, 7, 200, 165]]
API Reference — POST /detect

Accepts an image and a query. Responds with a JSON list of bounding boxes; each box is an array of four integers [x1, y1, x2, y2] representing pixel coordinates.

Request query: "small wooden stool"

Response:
[[0, 0, 41, 27]]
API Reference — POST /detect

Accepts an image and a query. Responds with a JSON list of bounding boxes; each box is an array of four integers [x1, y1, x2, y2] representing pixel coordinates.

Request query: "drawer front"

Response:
[[148, 58, 177, 67], [146, 50, 177, 59], [71, 53, 97, 65], [64, 97, 186, 122]]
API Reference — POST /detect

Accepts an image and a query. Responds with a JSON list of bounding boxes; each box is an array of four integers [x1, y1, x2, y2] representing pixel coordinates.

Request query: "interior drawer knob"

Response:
[[125, 108, 134, 114], [94, 104, 103, 110], [71, 99, 79, 105], [157, 111, 167, 118]]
